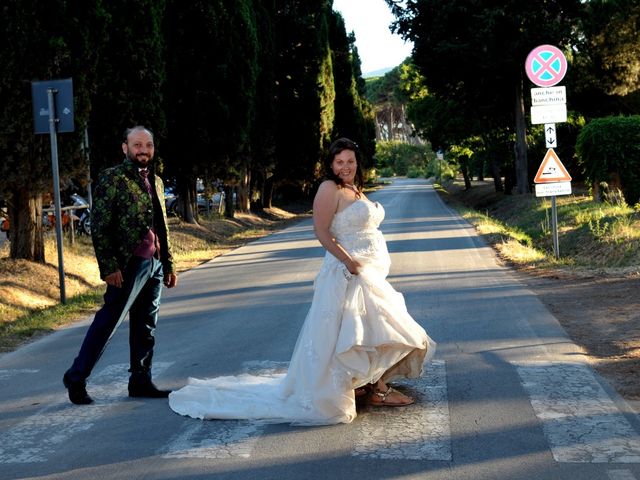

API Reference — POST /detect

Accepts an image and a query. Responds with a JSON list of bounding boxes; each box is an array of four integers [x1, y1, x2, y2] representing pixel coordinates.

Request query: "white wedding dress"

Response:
[[169, 199, 435, 425]]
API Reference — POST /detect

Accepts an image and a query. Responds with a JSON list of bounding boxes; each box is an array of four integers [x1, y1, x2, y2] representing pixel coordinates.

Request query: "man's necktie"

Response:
[[139, 168, 152, 195], [138, 168, 161, 257]]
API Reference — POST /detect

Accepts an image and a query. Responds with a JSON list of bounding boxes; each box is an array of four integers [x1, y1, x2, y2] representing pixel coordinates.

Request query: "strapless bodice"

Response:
[[327, 200, 389, 273]]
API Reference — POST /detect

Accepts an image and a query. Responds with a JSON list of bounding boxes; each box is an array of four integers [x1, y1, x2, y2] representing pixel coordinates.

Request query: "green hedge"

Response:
[[576, 115, 640, 205]]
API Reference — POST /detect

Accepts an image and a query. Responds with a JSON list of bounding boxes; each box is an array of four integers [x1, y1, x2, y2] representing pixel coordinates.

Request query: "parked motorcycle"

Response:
[[70, 193, 91, 236], [0, 214, 8, 238]]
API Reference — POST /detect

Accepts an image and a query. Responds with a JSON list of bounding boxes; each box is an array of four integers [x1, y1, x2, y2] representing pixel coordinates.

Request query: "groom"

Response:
[[63, 126, 178, 405]]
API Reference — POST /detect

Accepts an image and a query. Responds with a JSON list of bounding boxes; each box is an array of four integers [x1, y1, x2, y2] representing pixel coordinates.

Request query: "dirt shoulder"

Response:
[[513, 267, 640, 401]]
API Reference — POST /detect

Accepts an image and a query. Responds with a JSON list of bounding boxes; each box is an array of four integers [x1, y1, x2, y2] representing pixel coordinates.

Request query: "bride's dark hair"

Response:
[[325, 137, 364, 190]]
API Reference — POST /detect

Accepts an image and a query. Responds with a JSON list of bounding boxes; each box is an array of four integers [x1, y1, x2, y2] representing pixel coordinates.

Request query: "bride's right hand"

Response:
[[343, 257, 362, 275]]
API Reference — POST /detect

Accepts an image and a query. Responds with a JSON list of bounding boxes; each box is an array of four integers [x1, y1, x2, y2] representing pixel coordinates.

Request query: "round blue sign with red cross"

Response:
[[525, 44, 567, 87]]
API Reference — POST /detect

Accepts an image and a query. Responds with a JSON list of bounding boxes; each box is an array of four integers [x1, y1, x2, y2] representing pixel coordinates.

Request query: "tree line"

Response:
[[381, 0, 640, 197], [0, 0, 376, 262]]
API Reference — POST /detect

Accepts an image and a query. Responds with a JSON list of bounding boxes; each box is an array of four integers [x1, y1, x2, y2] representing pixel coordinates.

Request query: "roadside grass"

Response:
[[0, 206, 309, 352], [437, 178, 640, 274]]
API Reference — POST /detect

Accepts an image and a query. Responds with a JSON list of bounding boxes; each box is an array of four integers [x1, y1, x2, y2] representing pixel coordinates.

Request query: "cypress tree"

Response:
[[0, 0, 107, 261]]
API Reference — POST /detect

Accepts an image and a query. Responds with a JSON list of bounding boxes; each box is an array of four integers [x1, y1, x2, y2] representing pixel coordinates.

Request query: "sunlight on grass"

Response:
[[0, 289, 103, 352], [441, 178, 640, 271], [495, 239, 546, 264], [230, 228, 271, 241]]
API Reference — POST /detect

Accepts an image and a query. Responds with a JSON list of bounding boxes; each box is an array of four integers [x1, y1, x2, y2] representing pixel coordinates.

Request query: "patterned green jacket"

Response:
[[91, 158, 175, 279]]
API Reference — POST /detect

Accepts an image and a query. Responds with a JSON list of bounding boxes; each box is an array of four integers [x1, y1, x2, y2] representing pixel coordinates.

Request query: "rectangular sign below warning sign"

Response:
[[535, 182, 572, 197]]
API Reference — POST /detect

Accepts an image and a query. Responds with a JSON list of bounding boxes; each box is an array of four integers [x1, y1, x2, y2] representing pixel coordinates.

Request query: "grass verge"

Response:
[[437, 178, 640, 275]]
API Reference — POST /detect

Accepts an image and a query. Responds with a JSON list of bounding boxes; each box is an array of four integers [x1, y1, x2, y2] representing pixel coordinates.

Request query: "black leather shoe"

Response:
[[63, 373, 93, 405], [128, 381, 171, 398]]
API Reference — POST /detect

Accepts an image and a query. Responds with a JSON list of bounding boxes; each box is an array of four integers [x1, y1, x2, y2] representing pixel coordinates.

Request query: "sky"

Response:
[[332, 0, 413, 75]]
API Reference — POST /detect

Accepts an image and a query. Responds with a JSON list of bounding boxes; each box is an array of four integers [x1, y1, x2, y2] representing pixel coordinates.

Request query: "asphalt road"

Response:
[[2, 178, 640, 480]]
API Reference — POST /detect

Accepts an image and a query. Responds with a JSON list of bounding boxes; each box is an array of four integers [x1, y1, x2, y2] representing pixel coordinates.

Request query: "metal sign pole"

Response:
[[551, 196, 559, 259], [47, 88, 66, 304], [83, 128, 92, 208]]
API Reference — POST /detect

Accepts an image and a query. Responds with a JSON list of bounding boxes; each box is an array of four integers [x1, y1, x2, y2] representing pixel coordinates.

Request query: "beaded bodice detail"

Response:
[[329, 199, 389, 271], [331, 200, 384, 236]]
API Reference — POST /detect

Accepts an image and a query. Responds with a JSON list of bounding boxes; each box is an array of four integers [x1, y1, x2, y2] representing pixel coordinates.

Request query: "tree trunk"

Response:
[[490, 158, 504, 192], [9, 189, 45, 262], [177, 177, 197, 224], [237, 166, 251, 213], [263, 175, 274, 209], [514, 74, 530, 194], [477, 159, 485, 181], [250, 170, 265, 212], [460, 155, 472, 190], [223, 185, 235, 219]]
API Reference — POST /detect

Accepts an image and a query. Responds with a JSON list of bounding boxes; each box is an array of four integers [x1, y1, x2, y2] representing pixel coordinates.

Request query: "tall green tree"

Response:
[[88, 0, 166, 178], [0, 0, 107, 261], [164, 0, 259, 220], [272, 0, 335, 199], [570, 0, 640, 118], [387, 0, 583, 193], [329, 10, 376, 170], [250, 0, 278, 209]]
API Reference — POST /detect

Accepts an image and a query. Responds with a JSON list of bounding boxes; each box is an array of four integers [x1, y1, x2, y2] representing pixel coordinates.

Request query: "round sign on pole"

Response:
[[525, 44, 567, 87]]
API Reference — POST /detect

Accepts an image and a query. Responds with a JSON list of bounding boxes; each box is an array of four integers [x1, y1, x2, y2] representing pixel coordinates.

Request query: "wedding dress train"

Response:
[[169, 199, 435, 425]]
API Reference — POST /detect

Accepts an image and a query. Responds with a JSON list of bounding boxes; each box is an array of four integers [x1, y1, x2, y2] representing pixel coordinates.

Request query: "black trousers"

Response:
[[65, 257, 164, 383]]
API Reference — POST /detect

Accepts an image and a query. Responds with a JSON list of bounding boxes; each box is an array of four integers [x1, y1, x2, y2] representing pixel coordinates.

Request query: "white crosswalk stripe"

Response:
[[0, 369, 39, 381], [162, 421, 262, 459], [5, 358, 640, 467], [352, 359, 451, 460], [161, 360, 285, 459], [516, 361, 640, 463], [0, 362, 172, 464], [608, 469, 639, 480]]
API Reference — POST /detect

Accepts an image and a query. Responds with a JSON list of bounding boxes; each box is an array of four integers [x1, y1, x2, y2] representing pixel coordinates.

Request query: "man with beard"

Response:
[[63, 126, 178, 405]]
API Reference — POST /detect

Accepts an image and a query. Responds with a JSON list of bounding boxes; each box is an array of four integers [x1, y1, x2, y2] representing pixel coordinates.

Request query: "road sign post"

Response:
[[533, 149, 572, 259], [526, 45, 570, 259], [31, 78, 74, 304]]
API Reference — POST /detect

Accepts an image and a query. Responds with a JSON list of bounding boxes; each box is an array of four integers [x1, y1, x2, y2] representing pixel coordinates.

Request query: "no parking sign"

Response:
[[525, 45, 567, 87]]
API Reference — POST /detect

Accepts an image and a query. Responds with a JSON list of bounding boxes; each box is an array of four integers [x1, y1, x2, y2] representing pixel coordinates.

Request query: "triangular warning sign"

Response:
[[534, 148, 572, 183]]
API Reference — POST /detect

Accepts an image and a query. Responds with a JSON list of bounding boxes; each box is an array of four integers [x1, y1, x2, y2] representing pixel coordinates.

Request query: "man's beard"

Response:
[[127, 151, 153, 168]]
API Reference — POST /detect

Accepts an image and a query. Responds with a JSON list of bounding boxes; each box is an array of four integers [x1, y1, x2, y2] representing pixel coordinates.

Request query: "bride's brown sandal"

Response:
[[369, 386, 414, 407]]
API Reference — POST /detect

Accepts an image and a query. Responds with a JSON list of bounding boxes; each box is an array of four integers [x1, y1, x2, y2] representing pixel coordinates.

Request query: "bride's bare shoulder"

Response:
[[318, 179, 339, 191]]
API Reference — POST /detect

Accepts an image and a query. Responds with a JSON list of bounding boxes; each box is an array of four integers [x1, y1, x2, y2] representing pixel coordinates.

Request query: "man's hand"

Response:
[[104, 270, 124, 288], [164, 272, 177, 288]]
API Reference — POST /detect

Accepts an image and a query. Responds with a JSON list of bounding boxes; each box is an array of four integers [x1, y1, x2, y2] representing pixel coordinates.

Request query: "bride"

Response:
[[168, 138, 435, 425]]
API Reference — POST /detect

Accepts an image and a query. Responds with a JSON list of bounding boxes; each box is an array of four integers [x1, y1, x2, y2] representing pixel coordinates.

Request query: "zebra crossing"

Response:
[[0, 362, 172, 464], [2, 357, 640, 474]]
